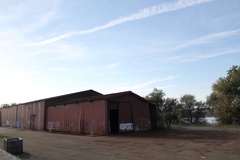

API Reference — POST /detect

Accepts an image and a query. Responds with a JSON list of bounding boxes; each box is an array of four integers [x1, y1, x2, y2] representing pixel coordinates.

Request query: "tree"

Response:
[[163, 98, 180, 124], [0, 104, 10, 108], [207, 65, 240, 124], [180, 94, 196, 123], [0, 103, 17, 108], [193, 101, 206, 124], [145, 88, 165, 127]]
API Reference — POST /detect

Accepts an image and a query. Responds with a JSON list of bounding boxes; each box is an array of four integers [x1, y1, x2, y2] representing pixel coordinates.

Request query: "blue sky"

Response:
[[0, 0, 240, 104]]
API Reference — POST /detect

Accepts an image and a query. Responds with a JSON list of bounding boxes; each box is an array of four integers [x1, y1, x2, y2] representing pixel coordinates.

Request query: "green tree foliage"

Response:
[[163, 98, 180, 124], [0, 103, 17, 108], [146, 89, 207, 126], [146, 88, 182, 126], [180, 94, 206, 124], [145, 88, 165, 127], [0, 104, 10, 108], [180, 94, 196, 123], [193, 101, 206, 124], [145, 88, 165, 107], [207, 65, 240, 124]]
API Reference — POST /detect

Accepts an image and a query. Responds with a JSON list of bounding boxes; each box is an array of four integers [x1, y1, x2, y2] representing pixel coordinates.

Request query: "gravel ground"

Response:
[[0, 126, 239, 160]]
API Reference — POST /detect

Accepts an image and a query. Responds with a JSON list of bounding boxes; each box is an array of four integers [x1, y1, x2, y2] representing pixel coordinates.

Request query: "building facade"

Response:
[[0, 90, 156, 135]]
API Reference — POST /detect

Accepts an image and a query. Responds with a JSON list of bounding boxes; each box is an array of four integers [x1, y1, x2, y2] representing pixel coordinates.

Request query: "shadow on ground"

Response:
[[113, 127, 240, 141], [14, 152, 39, 159]]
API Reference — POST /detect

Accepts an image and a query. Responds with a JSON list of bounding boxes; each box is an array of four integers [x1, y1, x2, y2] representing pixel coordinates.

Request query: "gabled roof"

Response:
[[13, 89, 102, 106], [45, 89, 102, 106], [49, 91, 149, 106], [3, 89, 149, 108]]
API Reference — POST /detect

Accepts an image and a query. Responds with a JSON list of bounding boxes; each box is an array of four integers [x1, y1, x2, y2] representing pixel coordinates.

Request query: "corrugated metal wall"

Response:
[[46, 100, 107, 135], [17, 101, 45, 130], [110, 94, 151, 132], [1, 106, 17, 127], [0, 92, 153, 135], [0, 101, 45, 130]]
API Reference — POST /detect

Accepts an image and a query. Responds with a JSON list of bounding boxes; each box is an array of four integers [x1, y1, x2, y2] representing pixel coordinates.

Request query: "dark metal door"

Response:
[[109, 110, 119, 133]]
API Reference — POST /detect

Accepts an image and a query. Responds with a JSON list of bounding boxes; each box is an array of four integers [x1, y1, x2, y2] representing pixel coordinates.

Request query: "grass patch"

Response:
[[0, 135, 10, 139], [212, 125, 240, 129]]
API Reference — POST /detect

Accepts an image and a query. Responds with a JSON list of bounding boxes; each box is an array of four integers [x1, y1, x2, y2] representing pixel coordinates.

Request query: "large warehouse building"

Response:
[[0, 90, 157, 135]]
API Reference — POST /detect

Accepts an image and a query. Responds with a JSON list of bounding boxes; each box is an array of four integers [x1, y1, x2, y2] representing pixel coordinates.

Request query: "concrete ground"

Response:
[[0, 126, 240, 160], [0, 149, 20, 160]]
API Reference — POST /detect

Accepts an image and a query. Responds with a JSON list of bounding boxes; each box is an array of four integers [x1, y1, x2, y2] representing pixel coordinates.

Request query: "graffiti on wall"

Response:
[[15, 121, 20, 128], [2, 120, 10, 127], [119, 123, 133, 132], [47, 121, 61, 131], [90, 120, 96, 135], [134, 118, 151, 131], [65, 120, 78, 129]]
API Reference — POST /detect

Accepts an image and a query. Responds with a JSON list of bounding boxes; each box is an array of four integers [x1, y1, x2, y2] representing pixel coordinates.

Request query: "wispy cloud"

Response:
[[33, 0, 213, 45], [132, 85, 177, 94], [50, 62, 121, 73], [159, 76, 177, 81], [179, 49, 239, 63], [103, 76, 177, 93], [157, 85, 177, 89], [156, 48, 240, 63], [171, 29, 240, 51], [0, 1, 59, 35], [0, 1, 60, 62], [131, 80, 164, 91], [23, 44, 89, 63]]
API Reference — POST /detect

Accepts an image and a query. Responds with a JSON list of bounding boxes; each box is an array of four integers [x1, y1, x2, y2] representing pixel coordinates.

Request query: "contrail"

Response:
[[33, 0, 213, 45], [171, 28, 240, 51]]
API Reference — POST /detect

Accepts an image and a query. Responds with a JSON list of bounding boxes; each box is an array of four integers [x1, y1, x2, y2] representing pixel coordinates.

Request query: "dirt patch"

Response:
[[0, 126, 239, 160], [178, 134, 205, 138]]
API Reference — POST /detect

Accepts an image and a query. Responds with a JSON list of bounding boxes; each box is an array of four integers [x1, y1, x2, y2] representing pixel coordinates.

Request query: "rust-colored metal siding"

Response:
[[118, 102, 132, 123], [46, 100, 107, 135], [0, 101, 45, 130], [110, 94, 151, 132], [0, 91, 152, 135], [1, 106, 17, 127], [132, 102, 151, 131], [17, 101, 45, 130]]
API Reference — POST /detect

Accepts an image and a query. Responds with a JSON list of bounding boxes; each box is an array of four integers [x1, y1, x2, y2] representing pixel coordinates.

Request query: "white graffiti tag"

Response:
[[120, 123, 133, 132]]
